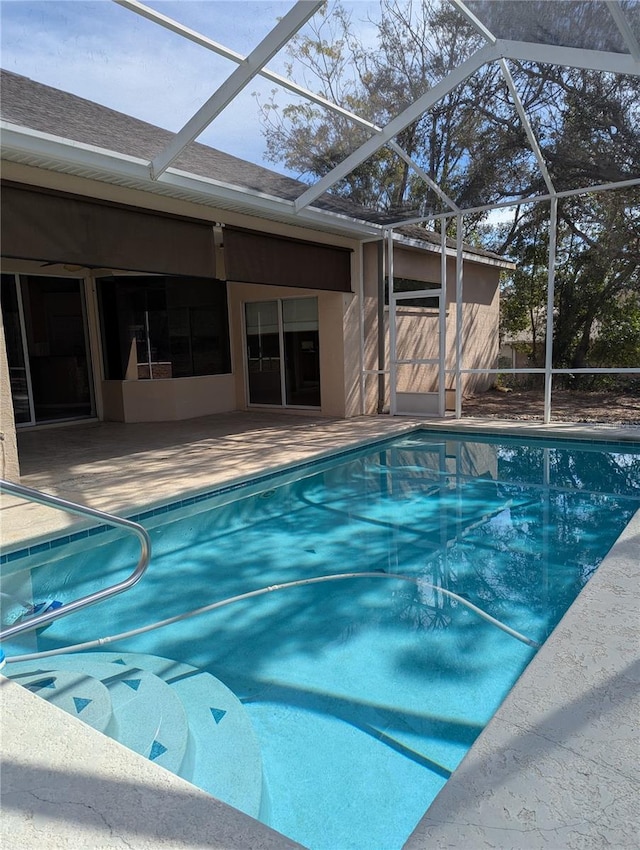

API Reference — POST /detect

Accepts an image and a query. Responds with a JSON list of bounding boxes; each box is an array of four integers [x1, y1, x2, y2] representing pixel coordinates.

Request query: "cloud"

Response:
[[0, 0, 384, 172], [0, 0, 300, 165]]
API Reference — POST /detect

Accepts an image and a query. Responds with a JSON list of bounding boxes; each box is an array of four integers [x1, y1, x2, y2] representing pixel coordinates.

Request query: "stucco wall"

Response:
[[227, 283, 351, 418], [1, 162, 503, 428], [102, 374, 237, 422], [2, 162, 362, 423], [362, 241, 501, 411], [0, 300, 20, 481], [458, 263, 501, 396]]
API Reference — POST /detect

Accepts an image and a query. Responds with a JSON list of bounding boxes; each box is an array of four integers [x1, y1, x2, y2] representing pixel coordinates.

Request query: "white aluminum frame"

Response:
[[6, 0, 638, 425], [543, 197, 558, 423], [606, 0, 640, 60], [150, 0, 323, 179], [117, 0, 640, 422], [498, 58, 556, 197], [455, 215, 464, 420], [118, 0, 449, 203], [294, 43, 498, 211], [9, 274, 36, 427], [387, 229, 447, 418]]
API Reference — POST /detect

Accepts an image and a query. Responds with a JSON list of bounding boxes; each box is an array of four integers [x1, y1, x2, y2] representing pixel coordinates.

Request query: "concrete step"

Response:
[[6, 650, 264, 819], [7, 656, 189, 776]]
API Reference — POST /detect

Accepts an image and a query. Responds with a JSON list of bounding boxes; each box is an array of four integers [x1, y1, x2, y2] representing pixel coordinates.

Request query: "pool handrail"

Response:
[[0, 479, 151, 641]]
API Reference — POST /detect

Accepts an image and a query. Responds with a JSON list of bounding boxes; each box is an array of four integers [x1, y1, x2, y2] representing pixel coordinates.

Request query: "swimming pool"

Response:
[[3, 429, 640, 850]]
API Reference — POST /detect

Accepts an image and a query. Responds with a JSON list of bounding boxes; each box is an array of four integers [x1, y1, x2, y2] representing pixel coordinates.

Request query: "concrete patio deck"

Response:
[[1, 412, 639, 849]]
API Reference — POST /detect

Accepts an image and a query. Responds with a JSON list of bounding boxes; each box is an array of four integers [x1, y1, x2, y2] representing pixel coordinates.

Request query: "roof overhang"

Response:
[[0, 121, 383, 242], [1, 120, 516, 269], [390, 231, 516, 270]]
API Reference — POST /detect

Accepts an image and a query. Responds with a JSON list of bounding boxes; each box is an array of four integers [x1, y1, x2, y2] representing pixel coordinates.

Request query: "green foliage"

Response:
[[256, 0, 640, 381], [256, 0, 529, 214], [552, 190, 640, 376]]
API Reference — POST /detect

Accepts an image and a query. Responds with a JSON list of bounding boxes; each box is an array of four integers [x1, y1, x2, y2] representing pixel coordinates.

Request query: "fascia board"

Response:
[[0, 122, 147, 173], [162, 165, 382, 237], [0, 122, 381, 240], [393, 232, 515, 269], [0, 123, 515, 264]]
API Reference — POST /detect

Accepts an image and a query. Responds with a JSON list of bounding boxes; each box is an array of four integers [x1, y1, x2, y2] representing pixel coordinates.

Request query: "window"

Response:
[[98, 276, 231, 380], [384, 277, 440, 308]]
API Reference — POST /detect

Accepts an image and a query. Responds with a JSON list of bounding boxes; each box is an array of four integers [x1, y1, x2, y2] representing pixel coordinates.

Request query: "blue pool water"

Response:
[[5, 430, 640, 850]]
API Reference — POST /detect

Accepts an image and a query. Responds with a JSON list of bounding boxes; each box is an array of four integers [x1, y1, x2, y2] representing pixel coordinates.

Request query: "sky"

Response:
[[0, 0, 380, 173]]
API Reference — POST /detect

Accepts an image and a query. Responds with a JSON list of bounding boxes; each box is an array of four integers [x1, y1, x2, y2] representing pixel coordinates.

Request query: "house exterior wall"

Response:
[[227, 283, 354, 418], [0, 162, 361, 426], [0, 300, 20, 481], [0, 160, 503, 471], [457, 262, 501, 397], [362, 241, 501, 412]]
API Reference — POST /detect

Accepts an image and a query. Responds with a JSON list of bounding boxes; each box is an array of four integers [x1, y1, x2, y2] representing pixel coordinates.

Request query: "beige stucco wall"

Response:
[[1, 161, 504, 428], [2, 162, 363, 424], [0, 299, 21, 481], [102, 375, 237, 422], [362, 241, 501, 412], [227, 283, 354, 418], [458, 262, 501, 396], [342, 280, 362, 419]]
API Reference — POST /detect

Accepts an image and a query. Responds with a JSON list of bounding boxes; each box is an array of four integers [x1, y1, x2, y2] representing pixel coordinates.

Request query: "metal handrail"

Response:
[[0, 479, 151, 641]]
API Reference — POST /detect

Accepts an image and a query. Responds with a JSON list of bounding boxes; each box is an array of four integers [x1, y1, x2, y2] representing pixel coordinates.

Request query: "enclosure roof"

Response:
[[463, 0, 640, 56], [0, 0, 638, 231]]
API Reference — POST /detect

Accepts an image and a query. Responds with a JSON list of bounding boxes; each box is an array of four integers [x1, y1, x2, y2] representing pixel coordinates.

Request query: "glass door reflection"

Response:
[[245, 297, 320, 408], [245, 300, 282, 405], [282, 297, 320, 407]]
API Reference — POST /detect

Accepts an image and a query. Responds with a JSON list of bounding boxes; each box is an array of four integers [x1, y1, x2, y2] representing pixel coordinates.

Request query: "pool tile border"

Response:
[[2, 426, 638, 567]]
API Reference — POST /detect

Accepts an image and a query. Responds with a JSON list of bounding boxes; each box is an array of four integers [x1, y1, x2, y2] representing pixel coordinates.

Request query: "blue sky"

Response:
[[0, 0, 379, 172]]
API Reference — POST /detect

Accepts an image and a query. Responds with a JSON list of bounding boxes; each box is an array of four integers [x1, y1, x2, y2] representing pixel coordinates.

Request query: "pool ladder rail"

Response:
[[0, 479, 151, 642]]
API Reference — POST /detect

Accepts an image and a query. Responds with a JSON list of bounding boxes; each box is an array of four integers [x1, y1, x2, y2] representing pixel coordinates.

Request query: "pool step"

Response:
[[97, 651, 264, 817], [6, 667, 113, 734], [5, 651, 263, 818], [7, 656, 189, 775]]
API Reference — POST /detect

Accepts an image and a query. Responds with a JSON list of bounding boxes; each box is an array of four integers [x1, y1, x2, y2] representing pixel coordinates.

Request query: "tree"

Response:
[[256, 0, 532, 228], [497, 186, 640, 385], [553, 190, 640, 377], [257, 0, 640, 387], [498, 205, 550, 370]]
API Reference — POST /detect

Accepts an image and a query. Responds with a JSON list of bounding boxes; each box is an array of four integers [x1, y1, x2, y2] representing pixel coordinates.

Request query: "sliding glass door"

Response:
[[245, 297, 320, 408], [1, 274, 32, 424], [0, 274, 94, 425], [245, 300, 282, 405]]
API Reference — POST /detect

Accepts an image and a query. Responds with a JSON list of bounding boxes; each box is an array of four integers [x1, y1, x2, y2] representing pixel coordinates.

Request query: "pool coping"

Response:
[[2, 415, 639, 849], [404, 505, 640, 849], [4, 415, 639, 560]]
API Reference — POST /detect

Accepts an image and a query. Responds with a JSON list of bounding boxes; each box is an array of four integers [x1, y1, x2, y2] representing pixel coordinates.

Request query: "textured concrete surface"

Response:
[[1, 412, 639, 849], [2, 412, 418, 550], [0, 675, 303, 850], [404, 509, 640, 850]]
